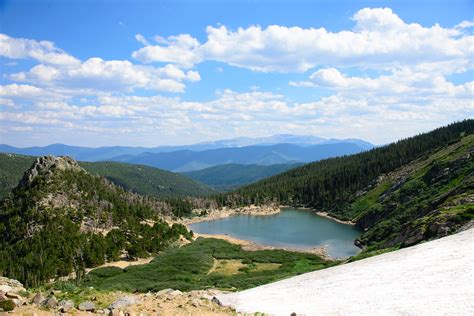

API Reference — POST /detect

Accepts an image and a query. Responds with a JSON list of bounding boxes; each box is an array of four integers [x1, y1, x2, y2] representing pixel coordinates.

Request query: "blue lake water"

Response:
[[188, 207, 361, 258]]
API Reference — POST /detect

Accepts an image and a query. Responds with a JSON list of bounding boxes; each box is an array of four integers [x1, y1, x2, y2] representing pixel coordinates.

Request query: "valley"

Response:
[[0, 120, 472, 315]]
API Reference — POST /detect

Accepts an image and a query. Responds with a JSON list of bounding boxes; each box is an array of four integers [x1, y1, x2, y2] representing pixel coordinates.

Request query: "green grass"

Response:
[[84, 238, 336, 292], [347, 247, 399, 262], [350, 179, 392, 220]]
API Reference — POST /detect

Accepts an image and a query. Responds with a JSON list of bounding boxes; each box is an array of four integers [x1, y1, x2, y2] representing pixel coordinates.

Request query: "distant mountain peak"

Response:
[[19, 155, 84, 188]]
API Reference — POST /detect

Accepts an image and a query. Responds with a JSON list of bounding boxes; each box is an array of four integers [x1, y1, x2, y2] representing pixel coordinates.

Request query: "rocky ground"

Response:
[[0, 281, 239, 315]]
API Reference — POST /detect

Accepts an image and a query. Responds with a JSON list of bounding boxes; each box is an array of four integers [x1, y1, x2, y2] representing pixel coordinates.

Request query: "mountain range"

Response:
[[0, 135, 373, 171], [103, 142, 370, 172], [183, 163, 302, 191]]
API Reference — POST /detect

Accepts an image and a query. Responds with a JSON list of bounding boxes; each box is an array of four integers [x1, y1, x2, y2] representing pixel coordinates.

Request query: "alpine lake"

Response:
[[189, 207, 361, 258]]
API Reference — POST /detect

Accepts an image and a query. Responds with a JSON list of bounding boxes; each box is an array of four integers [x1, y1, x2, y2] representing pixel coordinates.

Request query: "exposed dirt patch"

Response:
[[210, 259, 246, 276]]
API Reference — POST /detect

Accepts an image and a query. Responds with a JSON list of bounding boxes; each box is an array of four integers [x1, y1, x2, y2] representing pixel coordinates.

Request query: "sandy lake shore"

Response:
[[178, 204, 281, 225], [315, 211, 356, 225]]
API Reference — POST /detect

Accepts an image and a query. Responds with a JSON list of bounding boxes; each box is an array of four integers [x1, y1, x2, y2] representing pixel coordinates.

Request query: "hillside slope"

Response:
[[183, 163, 302, 191], [0, 156, 191, 286], [224, 120, 473, 251], [0, 153, 215, 200], [217, 228, 474, 315]]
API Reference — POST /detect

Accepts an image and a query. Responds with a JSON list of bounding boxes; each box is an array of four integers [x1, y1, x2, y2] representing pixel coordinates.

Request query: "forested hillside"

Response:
[[0, 153, 215, 200], [220, 120, 474, 250], [0, 156, 194, 287], [183, 163, 301, 191]]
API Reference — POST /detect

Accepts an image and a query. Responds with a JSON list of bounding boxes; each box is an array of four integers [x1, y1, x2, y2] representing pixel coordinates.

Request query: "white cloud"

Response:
[[1, 8, 472, 146], [132, 34, 202, 68], [10, 58, 200, 94], [0, 84, 64, 100], [135, 33, 150, 46], [131, 8, 474, 73], [0, 33, 80, 66], [291, 67, 474, 98], [3, 81, 470, 146], [1, 33, 201, 94], [456, 20, 474, 29]]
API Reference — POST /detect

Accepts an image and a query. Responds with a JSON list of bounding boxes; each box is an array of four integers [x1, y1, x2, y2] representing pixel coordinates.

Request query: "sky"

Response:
[[0, 0, 473, 147]]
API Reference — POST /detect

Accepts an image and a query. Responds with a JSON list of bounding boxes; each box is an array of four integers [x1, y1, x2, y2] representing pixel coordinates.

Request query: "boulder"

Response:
[[78, 300, 96, 311], [43, 296, 58, 308], [212, 297, 223, 306], [0, 277, 25, 294], [109, 309, 122, 316], [32, 292, 45, 305], [0, 286, 13, 293], [12, 298, 24, 307], [109, 296, 138, 310], [58, 299, 74, 312], [200, 294, 214, 301], [169, 290, 182, 296], [156, 288, 174, 296]]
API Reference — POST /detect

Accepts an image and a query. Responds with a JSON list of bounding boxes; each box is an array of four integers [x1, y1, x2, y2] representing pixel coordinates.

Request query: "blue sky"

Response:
[[0, 0, 473, 146]]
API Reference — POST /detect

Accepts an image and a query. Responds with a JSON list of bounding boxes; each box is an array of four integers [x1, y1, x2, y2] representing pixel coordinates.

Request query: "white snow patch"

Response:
[[217, 229, 474, 315]]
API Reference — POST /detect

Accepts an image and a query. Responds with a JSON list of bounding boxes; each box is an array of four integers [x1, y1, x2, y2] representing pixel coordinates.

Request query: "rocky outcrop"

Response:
[[18, 155, 84, 188], [0, 277, 27, 311]]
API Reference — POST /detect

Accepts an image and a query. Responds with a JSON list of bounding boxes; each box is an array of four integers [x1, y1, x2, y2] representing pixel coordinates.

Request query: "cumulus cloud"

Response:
[[0, 33, 80, 66], [10, 57, 200, 93], [2, 33, 201, 94], [1, 83, 471, 146], [291, 67, 474, 98], [132, 34, 202, 68], [1, 7, 472, 146], [456, 20, 474, 29], [131, 8, 473, 73]]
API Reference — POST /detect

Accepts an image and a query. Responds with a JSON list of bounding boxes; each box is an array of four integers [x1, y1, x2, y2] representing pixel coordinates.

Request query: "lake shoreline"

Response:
[[283, 206, 356, 225], [179, 204, 281, 225], [180, 205, 335, 259], [183, 205, 360, 259], [180, 204, 355, 226], [314, 211, 356, 225]]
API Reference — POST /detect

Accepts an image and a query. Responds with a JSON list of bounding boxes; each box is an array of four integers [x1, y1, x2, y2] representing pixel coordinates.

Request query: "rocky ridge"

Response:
[[18, 155, 84, 188]]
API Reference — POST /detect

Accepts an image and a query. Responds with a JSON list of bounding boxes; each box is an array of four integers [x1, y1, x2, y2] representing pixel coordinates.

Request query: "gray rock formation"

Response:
[[19, 155, 84, 188], [109, 296, 138, 310], [32, 292, 44, 305], [78, 300, 96, 311], [58, 299, 74, 312]]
